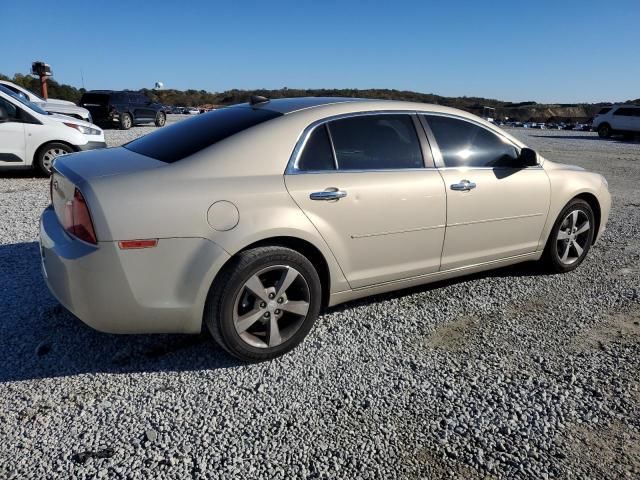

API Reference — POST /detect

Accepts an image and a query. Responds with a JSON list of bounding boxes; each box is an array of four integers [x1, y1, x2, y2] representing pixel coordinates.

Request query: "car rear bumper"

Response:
[[39, 205, 230, 334]]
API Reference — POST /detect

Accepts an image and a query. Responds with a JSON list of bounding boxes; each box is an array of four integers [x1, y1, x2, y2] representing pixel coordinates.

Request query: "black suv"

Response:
[[79, 90, 166, 130]]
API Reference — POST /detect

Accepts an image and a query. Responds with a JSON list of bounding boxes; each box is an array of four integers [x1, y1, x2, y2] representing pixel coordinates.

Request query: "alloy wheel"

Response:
[[556, 210, 591, 265], [233, 265, 311, 349]]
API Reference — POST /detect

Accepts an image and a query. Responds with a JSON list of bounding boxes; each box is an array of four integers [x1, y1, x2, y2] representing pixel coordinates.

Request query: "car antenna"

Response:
[[249, 95, 269, 105]]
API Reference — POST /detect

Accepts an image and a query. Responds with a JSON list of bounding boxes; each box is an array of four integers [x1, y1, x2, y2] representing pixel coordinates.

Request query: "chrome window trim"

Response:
[[285, 110, 433, 175], [418, 111, 542, 170]]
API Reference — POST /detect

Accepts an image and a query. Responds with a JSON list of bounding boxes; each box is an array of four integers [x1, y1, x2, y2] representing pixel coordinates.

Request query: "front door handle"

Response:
[[310, 188, 347, 201], [450, 179, 476, 191]]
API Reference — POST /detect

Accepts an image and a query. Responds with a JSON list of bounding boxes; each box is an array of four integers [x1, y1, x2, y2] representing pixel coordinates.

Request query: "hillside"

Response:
[[1, 73, 632, 122]]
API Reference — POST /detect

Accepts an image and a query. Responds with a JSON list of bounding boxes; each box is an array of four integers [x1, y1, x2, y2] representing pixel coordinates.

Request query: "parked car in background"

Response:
[[40, 97, 610, 361], [0, 80, 92, 123], [186, 107, 200, 115], [79, 90, 166, 130], [593, 105, 640, 138], [0, 85, 105, 175]]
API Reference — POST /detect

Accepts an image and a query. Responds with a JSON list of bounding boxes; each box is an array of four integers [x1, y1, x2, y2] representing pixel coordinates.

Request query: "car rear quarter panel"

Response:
[[87, 165, 351, 296]]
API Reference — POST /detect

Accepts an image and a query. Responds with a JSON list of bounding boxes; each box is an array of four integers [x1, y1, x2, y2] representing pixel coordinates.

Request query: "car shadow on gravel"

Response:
[[0, 169, 44, 179], [0, 242, 550, 383], [0, 242, 241, 383]]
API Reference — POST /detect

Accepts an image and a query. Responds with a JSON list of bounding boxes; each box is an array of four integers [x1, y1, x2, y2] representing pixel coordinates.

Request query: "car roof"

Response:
[[236, 96, 526, 149], [244, 96, 480, 119], [244, 97, 366, 114]]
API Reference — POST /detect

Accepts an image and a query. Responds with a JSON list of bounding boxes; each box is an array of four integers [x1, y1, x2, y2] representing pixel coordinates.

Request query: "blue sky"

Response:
[[3, 0, 639, 103]]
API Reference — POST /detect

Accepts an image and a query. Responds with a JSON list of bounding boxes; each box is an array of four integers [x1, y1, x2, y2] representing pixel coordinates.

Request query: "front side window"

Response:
[[425, 115, 518, 168], [0, 97, 19, 120], [328, 114, 424, 170]]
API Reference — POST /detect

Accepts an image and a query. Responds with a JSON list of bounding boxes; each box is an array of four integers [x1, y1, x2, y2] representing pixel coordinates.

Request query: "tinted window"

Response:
[[124, 106, 282, 163], [597, 107, 612, 115], [614, 108, 634, 116], [0, 97, 19, 120], [328, 114, 423, 170], [297, 125, 335, 171], [80, 93, 109, 106], [425, 115, 518, 168]]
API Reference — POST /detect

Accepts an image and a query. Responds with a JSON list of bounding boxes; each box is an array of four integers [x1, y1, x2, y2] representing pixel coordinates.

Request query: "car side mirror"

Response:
[[517, 147, 538, 167], [0, 107, 8, 123]]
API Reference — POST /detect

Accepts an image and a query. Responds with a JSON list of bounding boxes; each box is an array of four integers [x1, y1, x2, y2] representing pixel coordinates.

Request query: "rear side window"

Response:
[[597, 107, 612, 115], [297, 125, 336, 171], [425, 115, 518, 168], [614, 108, 634, 116], [124, 106, 282, 163], [80, 93, 109, 106], [328, 114, 423, 170]]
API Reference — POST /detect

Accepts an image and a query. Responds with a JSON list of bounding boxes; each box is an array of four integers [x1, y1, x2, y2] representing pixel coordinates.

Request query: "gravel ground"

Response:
[[0, 121, 639, 479]]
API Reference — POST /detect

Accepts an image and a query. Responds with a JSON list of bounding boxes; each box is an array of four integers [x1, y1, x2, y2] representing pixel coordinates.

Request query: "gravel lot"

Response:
[[0, 119, 639, 479]]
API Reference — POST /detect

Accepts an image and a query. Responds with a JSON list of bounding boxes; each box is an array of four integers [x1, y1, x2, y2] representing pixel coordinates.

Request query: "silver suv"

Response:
[[593, 105, 640, 138]]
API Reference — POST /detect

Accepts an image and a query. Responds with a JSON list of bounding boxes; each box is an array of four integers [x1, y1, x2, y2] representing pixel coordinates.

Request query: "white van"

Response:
[[593, 105, 640, 138], [0, 85, 106, 175]]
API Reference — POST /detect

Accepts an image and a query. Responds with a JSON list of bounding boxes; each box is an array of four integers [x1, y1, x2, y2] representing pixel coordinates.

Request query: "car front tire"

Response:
[[35, 142, 73, 176], [204, 246, 322, 362], [542, 199, 595, 273]]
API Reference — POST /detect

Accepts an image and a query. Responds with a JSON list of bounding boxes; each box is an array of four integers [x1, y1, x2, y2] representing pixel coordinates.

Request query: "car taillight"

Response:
[[63, 188, 98, 244]]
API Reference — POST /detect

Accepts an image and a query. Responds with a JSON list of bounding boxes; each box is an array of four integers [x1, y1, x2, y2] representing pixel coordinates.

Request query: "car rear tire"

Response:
[[35, 142, 73, 176], [541, 199, 595, 273], [597, 123, 611, 138], [204, 246, 322, 362], [155, 111, 166, 127], [119, 113, 133, 130]]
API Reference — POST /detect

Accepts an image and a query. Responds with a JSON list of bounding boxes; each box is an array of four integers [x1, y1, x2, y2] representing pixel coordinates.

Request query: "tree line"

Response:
[[2, 72, 634, 120]]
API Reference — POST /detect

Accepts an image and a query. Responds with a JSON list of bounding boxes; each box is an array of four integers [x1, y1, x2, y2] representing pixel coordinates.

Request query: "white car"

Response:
[[0, 85, 106, 175], [593, 105, 640, 138], [0, 80, 93, 123]]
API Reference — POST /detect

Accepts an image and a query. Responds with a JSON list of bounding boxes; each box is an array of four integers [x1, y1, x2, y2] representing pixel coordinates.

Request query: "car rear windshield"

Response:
[[123, 106, 282, 163], [597, 107, 612, 115], [80, 93, 110, 106]]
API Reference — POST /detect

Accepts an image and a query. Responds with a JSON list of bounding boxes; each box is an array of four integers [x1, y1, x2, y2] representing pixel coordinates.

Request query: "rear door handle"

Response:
[[310, 188, 347, 201], [450, 179, 476, 191]]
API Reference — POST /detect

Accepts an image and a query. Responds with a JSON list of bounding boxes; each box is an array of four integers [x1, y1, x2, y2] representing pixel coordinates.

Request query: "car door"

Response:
[[128, 94, 148, 122], [422, 114, 550, 270], [0, 96, 26, 165], [611, 107, 633, 131], [285, 113, 447, 289], [138, 94, 155, 120]]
